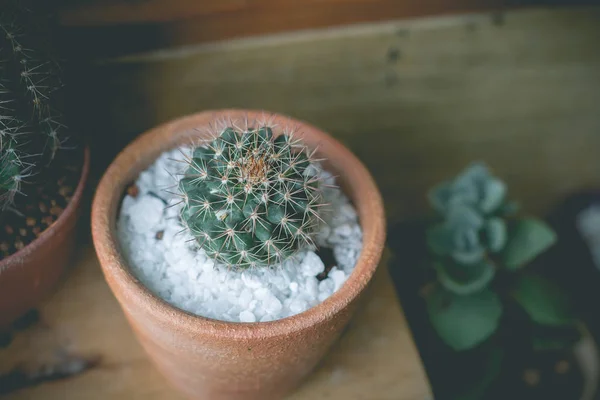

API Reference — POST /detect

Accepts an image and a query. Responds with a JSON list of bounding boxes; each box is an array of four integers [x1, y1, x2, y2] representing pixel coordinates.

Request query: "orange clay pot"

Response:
[[91, 110, 385, 400], [0, 146, 90, 330]]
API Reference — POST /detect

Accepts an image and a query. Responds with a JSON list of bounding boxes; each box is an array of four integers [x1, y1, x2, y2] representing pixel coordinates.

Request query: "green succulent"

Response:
[[426, 164, 513, 295], [427, 204, 507, 265], [428, 162, 513, 216], [178, 124, 326, 269], [422, 162, 576, 354]]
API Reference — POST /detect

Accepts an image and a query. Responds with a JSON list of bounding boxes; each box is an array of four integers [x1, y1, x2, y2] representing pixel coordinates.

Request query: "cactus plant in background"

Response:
[[0, 1, 79, 259], [0, 0, 66, 211], [424, 162, 579, 352], [178, 123, 326, 269]]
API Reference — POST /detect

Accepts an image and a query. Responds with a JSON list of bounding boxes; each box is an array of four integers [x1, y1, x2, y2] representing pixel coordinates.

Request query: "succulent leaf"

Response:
[[480, 179, 506, 214], [427, 204, 488, 265], [451, 246, 485, 265], [427, 162, 507, 216], [427, 284, 502, 351], [512, 273, 575, 326], [500, 218, 557, 270], [435, 259, 495, 295], [484, 217, 507, 253]]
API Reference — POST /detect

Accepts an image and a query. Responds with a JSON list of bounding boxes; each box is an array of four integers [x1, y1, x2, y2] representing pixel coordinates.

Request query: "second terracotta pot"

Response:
[[0, 146, 90, 330], [91, 110, 385, 400]]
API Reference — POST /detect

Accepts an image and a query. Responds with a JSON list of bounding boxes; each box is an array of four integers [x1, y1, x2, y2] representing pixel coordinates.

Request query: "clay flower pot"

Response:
[[0, 146, 90, 330], [91, 110, 385, 400]]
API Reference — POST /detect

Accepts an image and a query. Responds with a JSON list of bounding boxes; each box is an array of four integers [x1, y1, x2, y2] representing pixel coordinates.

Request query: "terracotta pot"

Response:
[[91, 110, 385, 400], [0, 146, 90, 330]]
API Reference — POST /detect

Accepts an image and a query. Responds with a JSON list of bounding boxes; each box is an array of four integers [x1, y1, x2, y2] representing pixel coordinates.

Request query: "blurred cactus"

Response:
[[0, 1, 66, 210]]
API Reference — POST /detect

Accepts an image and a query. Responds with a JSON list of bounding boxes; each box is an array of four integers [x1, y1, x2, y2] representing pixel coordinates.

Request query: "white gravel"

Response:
[[117, 148, 363, 322]]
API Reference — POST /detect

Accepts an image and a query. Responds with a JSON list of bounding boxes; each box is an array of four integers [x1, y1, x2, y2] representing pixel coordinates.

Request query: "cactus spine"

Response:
[[178, 122, 326, 269], [0, 1, 65, 210]]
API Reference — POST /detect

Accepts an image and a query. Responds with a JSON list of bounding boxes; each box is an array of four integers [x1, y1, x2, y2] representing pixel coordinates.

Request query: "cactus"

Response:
[[178, 123, 326, 269], [0, 1, 66, 210]]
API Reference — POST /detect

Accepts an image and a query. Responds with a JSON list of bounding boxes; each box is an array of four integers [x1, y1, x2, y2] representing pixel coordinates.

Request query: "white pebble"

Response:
[[238, 288, 253, 308], [248, 300, 258, 310], [260, 315, 275, 323], [330, 269, 347, 291], [239, 310, 257, 323], [289, 299, 309, 314], [126, 196, 164, 233], [263, 294, 283, 315], [334, 224, 353, 237], [319, 278, 335, 296], [301, 251, 325, 277]]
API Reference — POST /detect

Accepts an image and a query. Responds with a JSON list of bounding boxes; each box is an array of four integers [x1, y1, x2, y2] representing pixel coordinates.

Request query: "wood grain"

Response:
[[58, 0, 503, 26], [77, 7, 600, 223], [59, 0, 247, 26], [0, 247, 431, 400], [2, 6, 599, 399], [55, 0, 598, 57]]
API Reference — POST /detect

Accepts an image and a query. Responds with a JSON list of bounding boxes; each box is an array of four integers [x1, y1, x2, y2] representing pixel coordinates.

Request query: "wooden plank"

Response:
[[0, 247, 432, 400], [55, 0, 597, 57], [58, 0, 501, 26], [77, 7, 600, 223], [165, 0, 500, 50], [59, 0, 247, 26], [3, 6, 599, 398], [56, 0, 510, 58]]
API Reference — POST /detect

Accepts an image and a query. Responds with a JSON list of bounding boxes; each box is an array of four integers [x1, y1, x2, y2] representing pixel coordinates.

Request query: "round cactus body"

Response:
[[179, 124, 326, 269]]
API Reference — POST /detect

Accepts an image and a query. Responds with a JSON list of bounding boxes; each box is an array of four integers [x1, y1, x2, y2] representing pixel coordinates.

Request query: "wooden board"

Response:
[[0, 247, 432, 400], [77, 6, 600, 223], [54, 0, 597, 57], [2, 5, 600, 399], [57, 0, 499, 26]]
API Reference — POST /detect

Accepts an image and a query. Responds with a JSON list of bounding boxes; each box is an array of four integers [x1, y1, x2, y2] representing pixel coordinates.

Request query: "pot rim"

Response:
[[92, 109, 386, 339], [0, 145, 91, 270]]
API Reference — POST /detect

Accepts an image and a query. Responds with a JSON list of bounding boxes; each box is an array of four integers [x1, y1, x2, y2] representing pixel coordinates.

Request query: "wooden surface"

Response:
[[57, 0, 508, 26], [0, 247, 432, 400], [78, 6, 600, 223], [54, 0, 597, 57], [2, 5, 600, 399]]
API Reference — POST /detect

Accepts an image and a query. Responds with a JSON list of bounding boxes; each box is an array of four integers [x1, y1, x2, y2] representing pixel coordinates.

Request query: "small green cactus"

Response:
[[0, 1, 66, 210], [178, 123, 326, 269]]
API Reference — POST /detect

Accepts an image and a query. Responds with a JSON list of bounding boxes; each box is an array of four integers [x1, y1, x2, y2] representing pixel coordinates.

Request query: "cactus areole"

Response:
[[179, 124, 327, 269]]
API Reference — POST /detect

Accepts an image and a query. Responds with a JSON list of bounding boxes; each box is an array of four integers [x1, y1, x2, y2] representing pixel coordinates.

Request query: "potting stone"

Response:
[[117, 148, 362, 322]]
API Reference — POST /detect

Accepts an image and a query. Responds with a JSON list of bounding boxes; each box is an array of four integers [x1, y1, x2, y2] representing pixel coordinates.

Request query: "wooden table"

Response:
[[2, 5, 600, 399], [0, 246, 432, 400]]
